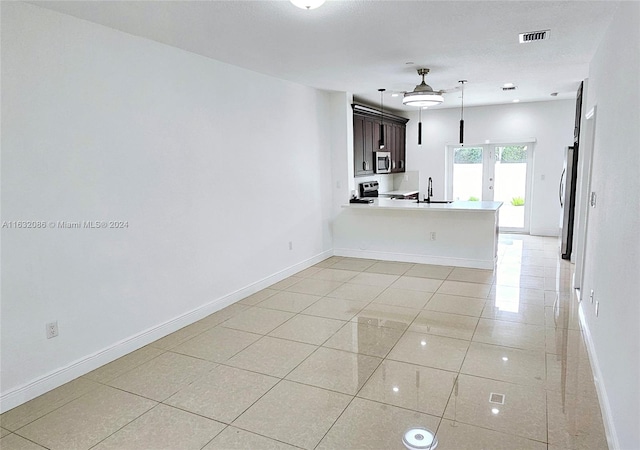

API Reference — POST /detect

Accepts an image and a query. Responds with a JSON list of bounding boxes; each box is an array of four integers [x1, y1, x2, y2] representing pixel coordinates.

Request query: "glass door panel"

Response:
[[448, 143, 532, 232], [452, 147, 484, 201], [493, 145, 528, 231]]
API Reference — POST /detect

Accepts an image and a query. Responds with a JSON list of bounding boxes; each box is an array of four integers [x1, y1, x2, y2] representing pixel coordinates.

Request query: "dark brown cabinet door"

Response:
[[394, 124, 406, 173], [353, 114, 366, 176], [354, 115, 375, 176]]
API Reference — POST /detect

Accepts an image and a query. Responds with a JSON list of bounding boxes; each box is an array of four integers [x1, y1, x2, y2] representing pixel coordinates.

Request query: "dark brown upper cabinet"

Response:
[[352, 104, 408, 177]]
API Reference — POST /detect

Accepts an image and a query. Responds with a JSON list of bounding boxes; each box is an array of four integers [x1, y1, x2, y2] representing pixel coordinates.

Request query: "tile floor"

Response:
[[0, 234, 609, 449]]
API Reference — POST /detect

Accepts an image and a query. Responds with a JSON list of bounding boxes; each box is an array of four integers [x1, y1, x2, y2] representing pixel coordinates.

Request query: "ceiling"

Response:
[[32, 0, 619, 113]]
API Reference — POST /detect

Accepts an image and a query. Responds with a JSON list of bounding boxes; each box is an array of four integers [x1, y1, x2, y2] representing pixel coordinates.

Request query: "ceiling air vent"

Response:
[[519, 30, 550, 43]]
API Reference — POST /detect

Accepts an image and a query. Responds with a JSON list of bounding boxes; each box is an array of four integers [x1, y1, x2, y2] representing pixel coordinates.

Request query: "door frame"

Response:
[[446, 139, 536, 233], [573, 105, 597, 291]]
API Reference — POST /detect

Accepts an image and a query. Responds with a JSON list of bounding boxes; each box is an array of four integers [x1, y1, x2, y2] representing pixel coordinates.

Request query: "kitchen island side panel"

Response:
[[333, 207, 499, 269]]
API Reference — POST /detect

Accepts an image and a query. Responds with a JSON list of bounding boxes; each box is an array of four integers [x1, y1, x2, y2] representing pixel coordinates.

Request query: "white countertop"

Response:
[[344, 198, 503, 212], [380, 190, 419, 197]]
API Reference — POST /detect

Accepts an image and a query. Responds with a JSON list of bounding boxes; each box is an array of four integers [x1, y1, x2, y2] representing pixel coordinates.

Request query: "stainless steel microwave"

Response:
[[375, 151, 391, 174]]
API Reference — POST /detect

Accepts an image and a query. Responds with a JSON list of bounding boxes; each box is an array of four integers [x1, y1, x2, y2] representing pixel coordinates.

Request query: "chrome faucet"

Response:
[[427, 177, 433, 203]]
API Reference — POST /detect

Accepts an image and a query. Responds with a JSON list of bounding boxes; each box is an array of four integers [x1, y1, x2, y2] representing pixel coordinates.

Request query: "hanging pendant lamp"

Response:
[[418, 107, 423, 146], [403, 69, 444, 107], [459, 80, 467, 145], [378, 88, 385, 149]]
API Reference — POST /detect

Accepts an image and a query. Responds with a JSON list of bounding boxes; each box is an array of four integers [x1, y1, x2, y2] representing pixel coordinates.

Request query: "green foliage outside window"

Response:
[[499, 146, 527, 163], [454, 148, 483, 164]]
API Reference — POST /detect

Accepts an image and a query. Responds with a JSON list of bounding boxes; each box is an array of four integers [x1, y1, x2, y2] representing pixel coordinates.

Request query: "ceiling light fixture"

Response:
[[403, 68, 444, 107], [513, 99, 520, 103], [459, 80, 467, 145], [290, 0, 325, 10]]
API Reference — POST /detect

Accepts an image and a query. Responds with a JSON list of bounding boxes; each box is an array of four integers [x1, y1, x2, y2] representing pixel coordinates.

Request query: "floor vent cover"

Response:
[[519, 30, 550, 43], [489, 392, 505, 404]]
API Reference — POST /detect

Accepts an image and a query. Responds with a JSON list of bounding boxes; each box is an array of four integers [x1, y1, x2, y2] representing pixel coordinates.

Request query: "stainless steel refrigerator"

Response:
[[560, 81, 583, 260], [560, 145, 579, 260]]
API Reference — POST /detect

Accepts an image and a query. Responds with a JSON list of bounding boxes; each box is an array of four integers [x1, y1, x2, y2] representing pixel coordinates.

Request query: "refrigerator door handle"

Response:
[[559, 168, 565, 207]]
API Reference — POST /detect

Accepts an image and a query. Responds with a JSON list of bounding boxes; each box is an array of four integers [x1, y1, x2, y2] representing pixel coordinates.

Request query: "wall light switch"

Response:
[[590, 192, 597, 207]]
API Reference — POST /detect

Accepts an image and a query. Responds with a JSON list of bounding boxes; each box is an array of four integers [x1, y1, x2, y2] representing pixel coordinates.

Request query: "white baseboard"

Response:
[[0, 250, 332, 413], [530, 227, 560, 237], [578, 300, 619, 450], [333, 248, 496, 269]]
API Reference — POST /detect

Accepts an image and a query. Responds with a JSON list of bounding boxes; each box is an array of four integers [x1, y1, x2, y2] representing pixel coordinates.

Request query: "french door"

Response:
[[446, 143, 533, 232]]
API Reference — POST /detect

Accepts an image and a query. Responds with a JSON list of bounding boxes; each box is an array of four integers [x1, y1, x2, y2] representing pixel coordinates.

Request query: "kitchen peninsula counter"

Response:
[[334, 200, 502, 269], [344, 198, 502, 212]]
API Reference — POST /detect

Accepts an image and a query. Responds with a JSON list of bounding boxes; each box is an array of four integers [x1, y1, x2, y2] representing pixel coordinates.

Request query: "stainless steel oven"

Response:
[[375, 151, 391, 174]]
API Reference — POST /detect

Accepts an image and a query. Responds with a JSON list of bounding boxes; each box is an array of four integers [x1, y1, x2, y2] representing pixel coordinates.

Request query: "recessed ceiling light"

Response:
[[502, 356, 509, 361], [491, 408, 500, 415], [513, 99, 520, 103], [393, 386, 399, 392], [392, 93, 399, 97], [420, 340, 427, 346], [503, 83, 515, 88]]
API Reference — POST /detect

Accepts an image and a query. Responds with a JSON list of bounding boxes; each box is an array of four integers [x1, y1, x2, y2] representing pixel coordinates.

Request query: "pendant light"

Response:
[[378, 88, 385, 149], [459, 80, 467, 145], [418, 107, 423, 146], [403, 68, 444, 107]]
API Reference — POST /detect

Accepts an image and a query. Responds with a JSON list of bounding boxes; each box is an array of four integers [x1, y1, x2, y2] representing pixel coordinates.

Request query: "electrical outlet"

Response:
[[430, 232, 436, 241], [46, 321, 58, 339], [288, 241, 293, 251], [590, 289, 594, 303], [590, 192, 597, 207]]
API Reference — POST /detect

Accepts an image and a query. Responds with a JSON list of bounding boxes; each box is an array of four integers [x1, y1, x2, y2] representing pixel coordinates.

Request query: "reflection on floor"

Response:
[[0, 234, 609, 449]]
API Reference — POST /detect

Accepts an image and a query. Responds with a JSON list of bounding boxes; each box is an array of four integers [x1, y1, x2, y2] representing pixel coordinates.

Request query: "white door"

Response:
[[447, 143, 533, 232]]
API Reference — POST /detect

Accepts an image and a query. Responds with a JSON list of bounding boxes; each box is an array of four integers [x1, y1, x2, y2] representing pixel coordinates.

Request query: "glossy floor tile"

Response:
[[233, 380, 351, 449], [286, 347, 381, 395], [322, 320, 404, 358], [268, 313, 345, 345], [424, 293, 487, 317], [357, 359, 456, 416], [92, 404, 224, 450], [225, 336, 316, 378], [202, 426, 298, 449], [165, 365, 279, 423], [317, 397, 440, 450], [1, 234, 609, 450], [107, 352, 217, 401], [16, 386, 156, 450]]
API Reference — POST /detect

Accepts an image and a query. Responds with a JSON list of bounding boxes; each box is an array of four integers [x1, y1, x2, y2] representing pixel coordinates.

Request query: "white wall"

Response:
[[405, 100, 575, 235], [579, 3, 640, 448], [0, 2, 334, 409]]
